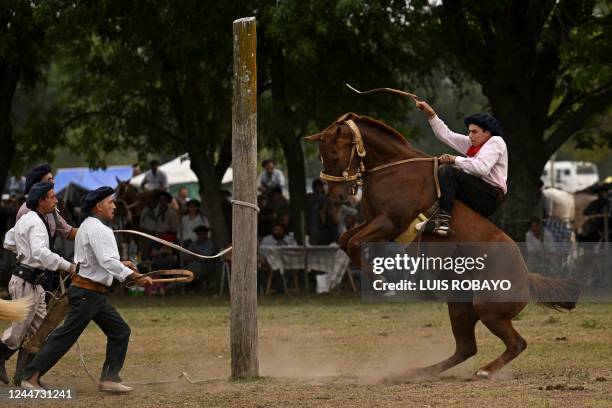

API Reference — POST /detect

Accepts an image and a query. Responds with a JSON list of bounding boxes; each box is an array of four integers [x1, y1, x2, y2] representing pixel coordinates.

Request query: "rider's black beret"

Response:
[[464, 113, 503, 137]]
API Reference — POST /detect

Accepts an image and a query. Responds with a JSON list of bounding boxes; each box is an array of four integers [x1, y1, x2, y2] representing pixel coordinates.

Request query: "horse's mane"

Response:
[[337, 112, 428, 157]]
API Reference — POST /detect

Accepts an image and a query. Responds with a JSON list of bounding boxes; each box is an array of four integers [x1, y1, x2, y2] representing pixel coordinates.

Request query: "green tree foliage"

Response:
[[395, 0, 612, 238], [0, 1, 64, 186], [43, 1, 252, 245], [255, 0, 424, 239]]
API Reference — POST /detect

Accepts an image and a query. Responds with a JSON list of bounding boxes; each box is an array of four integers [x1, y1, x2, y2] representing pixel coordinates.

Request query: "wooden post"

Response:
[[230, 16, 259, 380]]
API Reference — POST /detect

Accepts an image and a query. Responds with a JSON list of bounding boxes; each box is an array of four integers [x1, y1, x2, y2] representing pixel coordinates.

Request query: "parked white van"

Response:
[[541, 161, 599, 193]]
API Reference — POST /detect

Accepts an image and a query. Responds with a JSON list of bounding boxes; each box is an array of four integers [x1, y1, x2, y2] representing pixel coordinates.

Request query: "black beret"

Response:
[[25, 164, 52, 194], [82, 186, 115, 213], [464, 113, 503, 137], [26, 181, 54, 210]]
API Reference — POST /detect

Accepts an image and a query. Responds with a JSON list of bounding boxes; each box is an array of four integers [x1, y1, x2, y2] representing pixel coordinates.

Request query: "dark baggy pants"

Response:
[[22, 286, 131, 382], [438, 165, 502, 217]]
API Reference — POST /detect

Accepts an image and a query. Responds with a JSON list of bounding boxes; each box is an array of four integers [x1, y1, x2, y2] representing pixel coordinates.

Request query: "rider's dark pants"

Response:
[[438, 165, 503, 217]]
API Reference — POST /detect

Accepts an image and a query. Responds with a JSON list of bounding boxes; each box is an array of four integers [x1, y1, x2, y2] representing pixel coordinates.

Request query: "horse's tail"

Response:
[[528, 273, 582, 311], [0, 296, 33, 322]]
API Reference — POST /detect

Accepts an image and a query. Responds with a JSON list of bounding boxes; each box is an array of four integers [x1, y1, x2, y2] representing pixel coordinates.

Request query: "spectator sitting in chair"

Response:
[[180, 199, 209, 245], [185, 225, 218, 292], [260, 222, 296, 247], [154, 191, 179, 242]]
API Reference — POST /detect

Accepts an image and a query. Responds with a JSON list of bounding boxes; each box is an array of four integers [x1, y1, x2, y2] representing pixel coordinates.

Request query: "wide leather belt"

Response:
[[72, 275, 108, 294]]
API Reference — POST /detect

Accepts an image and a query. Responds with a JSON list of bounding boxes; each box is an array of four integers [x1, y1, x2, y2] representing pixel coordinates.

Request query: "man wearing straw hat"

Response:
[[21, 186, 153, 393]]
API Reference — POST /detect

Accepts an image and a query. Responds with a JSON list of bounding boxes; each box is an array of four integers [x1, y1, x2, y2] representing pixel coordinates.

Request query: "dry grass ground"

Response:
[[1, 295, 611, 407]]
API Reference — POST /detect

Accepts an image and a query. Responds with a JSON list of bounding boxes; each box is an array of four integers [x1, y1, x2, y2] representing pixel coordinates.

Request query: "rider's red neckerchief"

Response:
[[466, 140, 488, 157]]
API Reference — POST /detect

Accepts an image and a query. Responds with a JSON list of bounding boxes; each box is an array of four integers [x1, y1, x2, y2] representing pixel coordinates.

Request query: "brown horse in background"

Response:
[[305, 113, 581, 382]]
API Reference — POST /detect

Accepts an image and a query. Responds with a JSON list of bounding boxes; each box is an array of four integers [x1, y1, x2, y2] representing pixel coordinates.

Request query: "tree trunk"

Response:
[[269, 49, 307, 243], [487, 94, 550, 241], [277, 130, 307, 243], [499, 165, 542, 241], [0, 64, 19, 190], [189, 147, 230, 248]]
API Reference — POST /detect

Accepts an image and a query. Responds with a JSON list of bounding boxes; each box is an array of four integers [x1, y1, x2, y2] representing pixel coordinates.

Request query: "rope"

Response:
[[76, 340, 98, 384], [231, 199, 260, 212], [114, 230, 232, 259]]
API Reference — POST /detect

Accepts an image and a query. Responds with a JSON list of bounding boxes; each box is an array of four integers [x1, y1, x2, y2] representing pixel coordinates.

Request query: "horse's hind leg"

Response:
[[475, 313, 527, 379], [387, 302, 479, 383]]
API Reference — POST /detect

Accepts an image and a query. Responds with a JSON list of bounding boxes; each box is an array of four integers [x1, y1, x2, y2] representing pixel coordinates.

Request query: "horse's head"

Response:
[[115, 178, 135, 200], [305, 113, 365, 202]]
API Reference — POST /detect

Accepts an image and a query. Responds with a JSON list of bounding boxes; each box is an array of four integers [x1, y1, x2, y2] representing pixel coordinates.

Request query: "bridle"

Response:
[[318, 117, 441, 198]]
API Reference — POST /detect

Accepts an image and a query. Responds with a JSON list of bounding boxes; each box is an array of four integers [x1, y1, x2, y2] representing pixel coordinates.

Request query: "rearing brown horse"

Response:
[[305, 113, 580, 382]]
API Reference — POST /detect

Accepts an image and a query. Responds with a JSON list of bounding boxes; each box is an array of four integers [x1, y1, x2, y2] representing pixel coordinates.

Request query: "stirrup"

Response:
[[415, 210, 453, 236]]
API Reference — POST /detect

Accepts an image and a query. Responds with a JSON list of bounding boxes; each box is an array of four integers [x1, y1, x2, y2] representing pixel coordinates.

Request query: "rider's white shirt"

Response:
[[429, 116, 508, 194]]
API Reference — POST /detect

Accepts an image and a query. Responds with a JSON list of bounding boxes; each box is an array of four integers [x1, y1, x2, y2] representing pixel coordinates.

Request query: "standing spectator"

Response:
[[140, 159, 168, 191], [180, 199, 210, 245], [306, 179, 327, 244], [260, 222, 297, 246], [175, 186, 190, 214], [258, 159, 285, 196], [185, 225, 218, 291]]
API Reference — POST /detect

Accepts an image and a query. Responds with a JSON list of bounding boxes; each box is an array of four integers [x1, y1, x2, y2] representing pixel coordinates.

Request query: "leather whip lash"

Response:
[[345, 83, 419, 100]]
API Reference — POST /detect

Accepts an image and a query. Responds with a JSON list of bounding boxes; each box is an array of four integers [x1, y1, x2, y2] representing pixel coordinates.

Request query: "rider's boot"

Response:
[[415, 209, 453, 236]]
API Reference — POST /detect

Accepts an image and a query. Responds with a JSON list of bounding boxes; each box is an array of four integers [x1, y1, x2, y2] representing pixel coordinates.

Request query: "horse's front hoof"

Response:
[[475, 370, 491, 380]]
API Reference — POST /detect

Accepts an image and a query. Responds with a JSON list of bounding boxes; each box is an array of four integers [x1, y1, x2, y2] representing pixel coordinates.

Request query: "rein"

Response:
[[318, 118, 441, 199]]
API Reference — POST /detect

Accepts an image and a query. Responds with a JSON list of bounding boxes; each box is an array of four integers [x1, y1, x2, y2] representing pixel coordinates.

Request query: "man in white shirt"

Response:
[[415, 101, 508, 236], [258, 159, 285, 196], [140, 159, 168, 191], [0, 181, 76, 385], [21, 186, 153, 393], [260, 222, 297, 246], [17, 163, 77, 241]]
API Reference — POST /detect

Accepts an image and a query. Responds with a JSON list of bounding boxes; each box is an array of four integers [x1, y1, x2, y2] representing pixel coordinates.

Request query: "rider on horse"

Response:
[[415, 101, 507, 236]]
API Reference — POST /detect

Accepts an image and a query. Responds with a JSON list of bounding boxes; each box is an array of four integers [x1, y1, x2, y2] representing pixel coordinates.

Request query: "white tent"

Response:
[[130, 154, 233, 187]]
